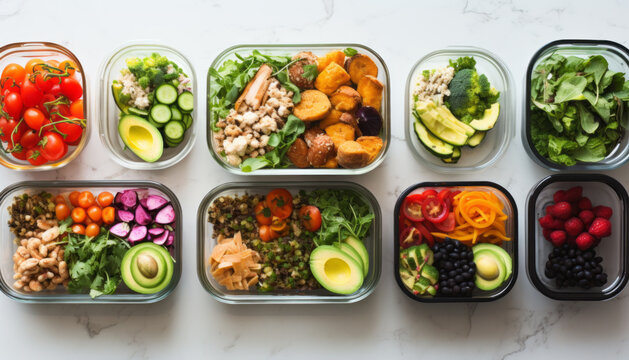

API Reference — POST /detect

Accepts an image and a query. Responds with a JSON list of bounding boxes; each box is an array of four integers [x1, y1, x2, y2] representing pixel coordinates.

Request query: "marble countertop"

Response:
[[1, 0, 628, 358]]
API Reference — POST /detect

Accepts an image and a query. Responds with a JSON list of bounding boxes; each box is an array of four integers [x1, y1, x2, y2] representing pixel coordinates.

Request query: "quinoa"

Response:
[[413, 65, 455, 105]]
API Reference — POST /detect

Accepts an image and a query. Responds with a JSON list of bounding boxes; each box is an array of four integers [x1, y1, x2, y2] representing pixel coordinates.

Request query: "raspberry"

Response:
[[549, 202, 572, 220], [589, 218, 612, 238], [545, 206, 554, 216], [543, 228, 552, 241], [564, 186, 583, 202], [576, 232, 596, 251], [551, 219, 565, 230], [593, 205, 613, 219], [550, 230, 567, 247], [564, 217, 584, 237], [553, 190, 566, 203], [538, 214, 554, 229], [578, 197, 592, 210], [578, 210, 595, 227]]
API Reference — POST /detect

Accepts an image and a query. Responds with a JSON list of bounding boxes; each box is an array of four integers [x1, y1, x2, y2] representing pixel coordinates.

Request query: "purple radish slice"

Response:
[[146, 195, 169, 211], [120, 190, 138, 209], [155, 205, 176, 224], [148, 227, 165, 236], [135, 205, 152, 226], [110, 222, 131, 238], [152, 230, 169, 245], [116, 209, 135, 223], [128, 225, 147, 243], [140, 197, 148, 209], [165, 232, 175, 246]]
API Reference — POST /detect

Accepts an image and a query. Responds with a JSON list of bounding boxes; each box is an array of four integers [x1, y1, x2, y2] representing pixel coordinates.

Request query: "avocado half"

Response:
[[472, 243, 512, 291], [342, 236, 369, 277], [310, 245, 364, 295], [118, 115, 164, 163], [121, 242, 174, 294]]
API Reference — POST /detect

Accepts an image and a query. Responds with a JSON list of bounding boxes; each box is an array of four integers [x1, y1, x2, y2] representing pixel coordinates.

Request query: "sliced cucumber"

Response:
[[170, 105, 183, 122], [147, 115, 164, 129], [155, 84, 178, 105], [164, 136, 183, 148], [467, 131, 486, 147], [128, 107, 149, 117], [150, 104, 172, 125], [442, 147, 461, 163], [182, 114, 193, 130], [163, 120, 185, 142], [177, 91, 194, 113], [413, 120, 454, 158]]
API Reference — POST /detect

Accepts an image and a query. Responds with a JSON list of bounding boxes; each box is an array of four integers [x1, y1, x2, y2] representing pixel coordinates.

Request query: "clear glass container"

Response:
[[522, 40, 629, 171], [394, 182, 518, 302], [405, 46, 515, 173], [526, 174, 628, 300], [0, 180, 182, 303], [207, 44, 390, 175], [98, 43, 197, 169], [0, 42, 88, 171], [197, 182, 381, 304]]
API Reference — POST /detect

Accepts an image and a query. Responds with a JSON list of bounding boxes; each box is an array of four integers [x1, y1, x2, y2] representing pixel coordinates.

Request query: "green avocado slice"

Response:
[[310, 245, 364, 295], [118, 115, 164, 163], [121, 242, 174, 294]]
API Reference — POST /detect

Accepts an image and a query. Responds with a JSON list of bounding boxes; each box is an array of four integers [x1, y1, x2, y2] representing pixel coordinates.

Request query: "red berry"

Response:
[[549, 201, 572, 220], [553, 190, 566, 203], [593, 205, 613, 219], [551, 219, 565, 230], [543, 228, 552, 241], [545, 206, 554, 216], [576, 232, 596, 250], [589, 218, 612, 238], [564, 186, 583, 202], [564, 217, 584, 237], [578, 210, 595, 227], [538, 214, 554, 229], [578, 197, 592, 210], [550, 230, 567, 247]]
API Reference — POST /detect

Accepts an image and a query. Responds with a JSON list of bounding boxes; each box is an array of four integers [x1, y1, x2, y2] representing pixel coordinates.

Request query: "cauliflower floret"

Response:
[[252, 116, 277, 135], [266, 97, 280, 108]]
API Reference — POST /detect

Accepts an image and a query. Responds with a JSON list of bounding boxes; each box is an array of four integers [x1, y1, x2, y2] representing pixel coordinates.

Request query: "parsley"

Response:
[[343, 48, 358, 57], [301, 64, 319, 82]]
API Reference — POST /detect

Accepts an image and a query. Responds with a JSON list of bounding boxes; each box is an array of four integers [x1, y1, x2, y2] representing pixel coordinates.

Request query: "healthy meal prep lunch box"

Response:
[[98, 43, 197, 170], [197, 182, 381, 304], [523, 39, 629, 171], [405, 46, 515, 173], [207, 44, 390, 175], [394, 182, 518, 302], [526, 174, 628, 300], [0, 180, 182, 303], [0, 42, 88, 171]]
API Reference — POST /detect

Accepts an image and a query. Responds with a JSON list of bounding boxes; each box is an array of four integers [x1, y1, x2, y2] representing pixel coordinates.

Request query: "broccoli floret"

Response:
[[143, 57, 156, 69], [125, 57, 144, 76], [155, 54, 169, 67], [479, 74, 491, 96], [447, 68, 500, 121], [449, 56, 476, 72], [148, 68, 165, 86], [137, 76, 150, 89]]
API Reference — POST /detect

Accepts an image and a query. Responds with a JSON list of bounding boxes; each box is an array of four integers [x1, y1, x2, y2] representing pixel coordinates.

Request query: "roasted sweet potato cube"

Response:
[[357, 75, 384, 111], [314, 62, 351, 95], [356, 136, 383, 164], [317, 50, 346, 73], [330, 86, 362, 112], [293, 89, 331, 122], [337, 141, 370, 169], [318, 109, 343, 129], [325, 122, 355, 150], [345, 54, 378, 85]]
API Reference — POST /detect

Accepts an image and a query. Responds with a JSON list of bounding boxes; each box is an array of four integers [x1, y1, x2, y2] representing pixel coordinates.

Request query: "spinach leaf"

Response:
[[577, 102, 599, 134], [584, 90, 611, 122], [554, 75, 587, 103], [584, 55, 608, 102]]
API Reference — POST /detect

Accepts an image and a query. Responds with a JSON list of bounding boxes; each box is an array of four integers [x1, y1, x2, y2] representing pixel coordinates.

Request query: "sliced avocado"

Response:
[[413, 120, 454, 158], [335, 243, 364, 275], [343, 236, 369, 277], [469, 102, 500, 131], [473, 248, 507, 291], [473, 243, 512, 280], [414, 100, 470, 146], [441, 146, 461, 164], [310, 245, 364, 295], [467, 131, 486, 147], [121, 242, 174, 294], [433, 104, 476, 136], [112, 81, 130, 114], [118, 115, 164, 163], [128, 107, 149, 117], [421, 264, 439, 285]]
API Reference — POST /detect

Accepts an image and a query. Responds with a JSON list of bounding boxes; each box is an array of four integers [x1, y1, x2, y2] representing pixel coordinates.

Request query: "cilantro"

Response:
[[343, 48, 358, 57], [301, 64, 319, 82]]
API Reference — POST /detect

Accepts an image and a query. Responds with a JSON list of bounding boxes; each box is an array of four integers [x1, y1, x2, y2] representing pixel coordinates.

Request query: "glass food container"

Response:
[[0, 181, 182, 303], [394, 181, 518, 302], [526, 174, 628, 300], [523, 39, 629, 171], [207, 44, 390, 175], [98, 43, 197, 169], [197, 182, 382, 304], [405, 46, 515, 173], [0, 42, 88, 171]]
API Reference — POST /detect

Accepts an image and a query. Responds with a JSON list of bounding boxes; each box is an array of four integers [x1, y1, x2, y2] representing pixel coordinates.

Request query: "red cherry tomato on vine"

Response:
[[1, 64, 26, 86], [25, 147, 47, 166], [8, 143, 27, 160], [56, 117, 83, 143], [34, 71, 56, 92], [70, 99, 84, 118], [20, 75, 43, 108], [19, 129, 41, 149], [60, 77, 82, 101], [265, 189, 293, 219], [299, 205, 322, 232], [59, 60, 77, 76], [1, 77, 20, 95], [25, 59, 44, 75], [48, 83, 62, 97], [3, 92, 22, 120], [23, 108, 48, 131], [39, 132, 67, 161]]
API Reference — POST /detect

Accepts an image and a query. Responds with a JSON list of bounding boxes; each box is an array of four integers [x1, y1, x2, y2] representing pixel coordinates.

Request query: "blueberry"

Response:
[[441, 287, 452, 295]]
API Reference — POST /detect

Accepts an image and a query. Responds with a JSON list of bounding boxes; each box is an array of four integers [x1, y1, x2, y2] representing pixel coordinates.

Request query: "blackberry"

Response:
[[434, 238, 475, 297], [544, 243, 607, 289]]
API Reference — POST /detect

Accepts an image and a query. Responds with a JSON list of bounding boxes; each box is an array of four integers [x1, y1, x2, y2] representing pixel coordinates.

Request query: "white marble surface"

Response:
[[1, 0, 628, 358]]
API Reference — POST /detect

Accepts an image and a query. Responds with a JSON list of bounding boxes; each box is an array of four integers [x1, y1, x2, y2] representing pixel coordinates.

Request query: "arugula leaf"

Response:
[[301, 64, 319, 82], [343, 48, 358, 57]]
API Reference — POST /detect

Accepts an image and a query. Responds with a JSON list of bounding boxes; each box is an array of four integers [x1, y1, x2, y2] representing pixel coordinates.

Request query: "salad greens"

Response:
[[307, 189, 375, 246], [208, 50, 301, 132], [530, 53, 629, 166]]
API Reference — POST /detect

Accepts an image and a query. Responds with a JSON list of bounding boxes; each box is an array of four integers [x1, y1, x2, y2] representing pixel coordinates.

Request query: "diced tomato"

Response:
[[434, 212, 456, 232], [422, 196, 449, 223], [400, 226, 422, 248], [415, 223, 434, 247], [402, 194, 424, 222], [437, 189, 450, 201], [421, 189, 438, 198]]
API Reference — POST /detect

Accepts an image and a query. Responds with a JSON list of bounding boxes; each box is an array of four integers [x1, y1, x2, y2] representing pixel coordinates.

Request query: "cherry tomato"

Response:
[[25, 147, 47, 166], [96, 192, 114, 207], [433, 212, 456, 232], [68, 191, 80, 207], [265, 189, 293, 219], [87, 205, 102, 222], [259, 225, 279, 242], [77, 191, 95, 209], [25, 59, 44, 75], [69, 99, 84, 118], [1, 63, 26, 85], [299, 205, 322, 232], [55, 118, 83, 143], [55, 203, 70, 220], [19, 129, 41, 149], [71, 207, 86, 223], [102, 206, 116, 225], [414, 223, 434, 247], [85, 223, 100, 237], [71, 224, 85, 235], [53, 195, 66, 205], [7, 142, 27, 160], [39, 132, 67, 161], [0, 117, 24, 142], [422, 189, 438, 198], [48, 83, 62, 97], [59, 60, 77, 76], [20, 75, 43, 108], [60, 77, 82, 101], [254, 202, 273, 225], [23, 108, 47, 131], [402, 194, 425, 222], [34, 71, 55, 92], [422, 196, 449, 223], [49, 104, 71, 121], [400, 226, 422, 249], [3, 92, 23, 119], [1, 77, 20, 95]]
